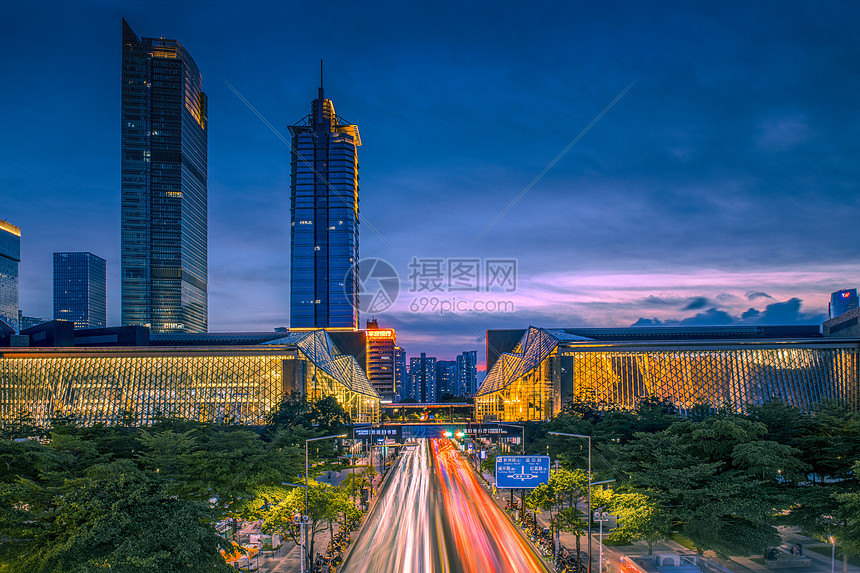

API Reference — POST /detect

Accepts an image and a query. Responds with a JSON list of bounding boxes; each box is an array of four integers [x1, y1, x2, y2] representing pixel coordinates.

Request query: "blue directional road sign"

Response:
[[495, 455, 551, 489]]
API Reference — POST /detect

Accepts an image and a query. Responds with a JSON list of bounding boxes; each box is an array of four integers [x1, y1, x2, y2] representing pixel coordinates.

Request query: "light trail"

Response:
[[340, 439, 549, 573]]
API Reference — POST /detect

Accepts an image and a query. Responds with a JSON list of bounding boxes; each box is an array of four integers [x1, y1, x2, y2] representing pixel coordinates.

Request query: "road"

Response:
[[340, 438, 550, 573]]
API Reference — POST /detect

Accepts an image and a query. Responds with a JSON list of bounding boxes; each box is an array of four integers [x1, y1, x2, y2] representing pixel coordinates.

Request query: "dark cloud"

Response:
[[683, 297, 710, 310], [632, 298, 825, 328], [746, 291, 774, 301]]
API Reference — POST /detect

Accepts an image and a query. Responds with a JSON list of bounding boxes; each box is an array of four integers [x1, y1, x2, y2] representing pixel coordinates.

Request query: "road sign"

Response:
[[495, 455, 550, 489]]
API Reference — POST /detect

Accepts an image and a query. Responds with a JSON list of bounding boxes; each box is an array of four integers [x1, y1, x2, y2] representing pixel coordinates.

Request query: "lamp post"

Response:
[[830, 536, 836, 573], [595, 511, 611, 573], [550, 431, 592, 573], [304, 434, 346, 570]]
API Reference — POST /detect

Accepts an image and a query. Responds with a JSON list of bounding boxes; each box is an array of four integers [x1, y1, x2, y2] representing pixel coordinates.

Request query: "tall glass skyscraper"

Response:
[[53, 252, 107, 329], [0, 220, 21, 333], [830, 289, 859, 319], [289, 73, 360, 329], [121, 19, 207, 333]]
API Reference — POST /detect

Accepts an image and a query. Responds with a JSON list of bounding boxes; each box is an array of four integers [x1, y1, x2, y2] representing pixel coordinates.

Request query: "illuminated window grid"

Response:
[[1, 346, 380, 427], [475, 341, 860, 422]]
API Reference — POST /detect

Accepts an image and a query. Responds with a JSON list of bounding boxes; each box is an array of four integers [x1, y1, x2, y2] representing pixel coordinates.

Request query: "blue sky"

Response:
[[2, 0, 859, 365]]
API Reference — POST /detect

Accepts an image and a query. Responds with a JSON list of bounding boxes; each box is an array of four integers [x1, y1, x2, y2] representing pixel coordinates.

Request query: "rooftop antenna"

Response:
[[320, 59, 324, 90]]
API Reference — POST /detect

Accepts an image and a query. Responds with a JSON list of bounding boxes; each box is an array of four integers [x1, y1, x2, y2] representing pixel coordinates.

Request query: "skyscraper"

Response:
[[121, 19, 208, 333], [0, 220, 21, 333], [53, 252, 107, 329], [289, 67, 360, 329], [435, 360, 458, 397], [394, 346, 407, 401], [457, 350, 478, 396], [365, 319, 396, 401], [410, 353, 437, 403], [829, 289, 859, 319]]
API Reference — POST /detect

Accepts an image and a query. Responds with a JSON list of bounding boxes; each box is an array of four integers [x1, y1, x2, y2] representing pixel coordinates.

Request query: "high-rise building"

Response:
[[457, 350, 478, 396], [394, 346, 407, 401], [365, 319, 396, 401], [0, 220, 21, 332], [289, 67, 360, 329], [53, 252, 107, 329], [121, 19, 208, 334], [829, 289, 859, 319], [435, 360, 458, 397], [409, 353, 437, 403]]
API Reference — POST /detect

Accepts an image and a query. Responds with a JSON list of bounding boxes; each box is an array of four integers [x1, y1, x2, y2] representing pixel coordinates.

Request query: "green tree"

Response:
[[607, 490, 671, 554], [262, 482, 352, 565], [1, 459, 232, 572]]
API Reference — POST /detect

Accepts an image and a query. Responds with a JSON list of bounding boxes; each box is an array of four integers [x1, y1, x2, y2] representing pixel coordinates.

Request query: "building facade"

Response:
[[0, 329, 379, 428], [830, 289, 859, 319], [121, 19, 208, 334], [474, 327, 860, 422], [394, 346, 407, 401], [456, 350, 478, 396], [435, 360, 458, 397], [0, 220, 20, 333], [365, 320, 396, 401], [409, 353, 437, 403], [53, 252, 107, 329], [289, 73, 360, 329]]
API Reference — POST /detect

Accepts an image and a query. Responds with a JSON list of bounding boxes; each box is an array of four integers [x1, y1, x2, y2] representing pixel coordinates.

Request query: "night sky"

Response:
[[2, 1, 859, 367]]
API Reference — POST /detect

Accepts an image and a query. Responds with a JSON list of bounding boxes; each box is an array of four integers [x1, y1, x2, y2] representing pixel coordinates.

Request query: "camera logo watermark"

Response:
[[348, 258, 400, 313]]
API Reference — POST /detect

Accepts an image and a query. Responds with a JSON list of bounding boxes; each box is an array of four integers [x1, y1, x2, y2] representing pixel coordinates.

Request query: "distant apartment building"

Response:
[[457, 350, 478, 396], [435, 360, 458, 397], [409, 353, 437, 403], [365, 319, 396, 401], [54, 252, 107, 329], [0, 220, 21, 333], [830, 289, 859, 320], [394, 346, 407, 401], [18, 311, 47, 331]]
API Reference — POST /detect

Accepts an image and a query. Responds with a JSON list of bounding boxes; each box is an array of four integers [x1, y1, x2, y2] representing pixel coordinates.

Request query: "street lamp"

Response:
[[830, 536, 836, 573], [304, 434, 346, 570], [594, 511, 611, 573], [549, 431, 592, 573]]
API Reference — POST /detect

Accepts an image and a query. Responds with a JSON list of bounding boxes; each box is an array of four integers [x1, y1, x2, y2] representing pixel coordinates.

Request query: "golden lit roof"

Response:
[[0, 220, 21, 237]]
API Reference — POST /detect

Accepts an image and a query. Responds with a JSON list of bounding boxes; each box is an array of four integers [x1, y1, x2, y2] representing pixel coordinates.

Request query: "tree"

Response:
[[607, 490, 671, 554], [262, 482, 351, 565], [0, 459, 232, 572]]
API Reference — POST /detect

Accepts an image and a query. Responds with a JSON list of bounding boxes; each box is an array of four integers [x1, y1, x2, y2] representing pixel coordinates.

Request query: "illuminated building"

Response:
[[53, 252, 106, 329], [435, 360, 457, 396], [0, 329, 379, 428], [0, 220, 21, 333], [409, 353, 437, 403], [830, 289, 859, 319], [456, 350, 478, 397], [365, 319, 396, 401], [394, 346, 406, 400], [474, 327, 860, 422], [289, 66, 360, 329], [121, 19, 208, 334]]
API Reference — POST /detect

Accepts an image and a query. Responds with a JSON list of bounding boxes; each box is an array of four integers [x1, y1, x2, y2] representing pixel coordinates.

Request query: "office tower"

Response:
[[394, 346, 406, 401], [435, 360, 458, 397], [18, 312, 47, 331], [365, 319, 396, 401], [121, 19, 208, 333], [289, 67, 361, 329], [0, 220, 21, 332], [829, 289, 859, 319], [457, 350, 478, 396], [410, 353, 437, 403], [53, 252, 107, 329]]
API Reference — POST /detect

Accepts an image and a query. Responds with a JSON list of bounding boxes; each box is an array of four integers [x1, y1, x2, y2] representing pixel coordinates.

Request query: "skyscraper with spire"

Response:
[[289, 65, 361, 329], [121, 19, 208, 333]]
